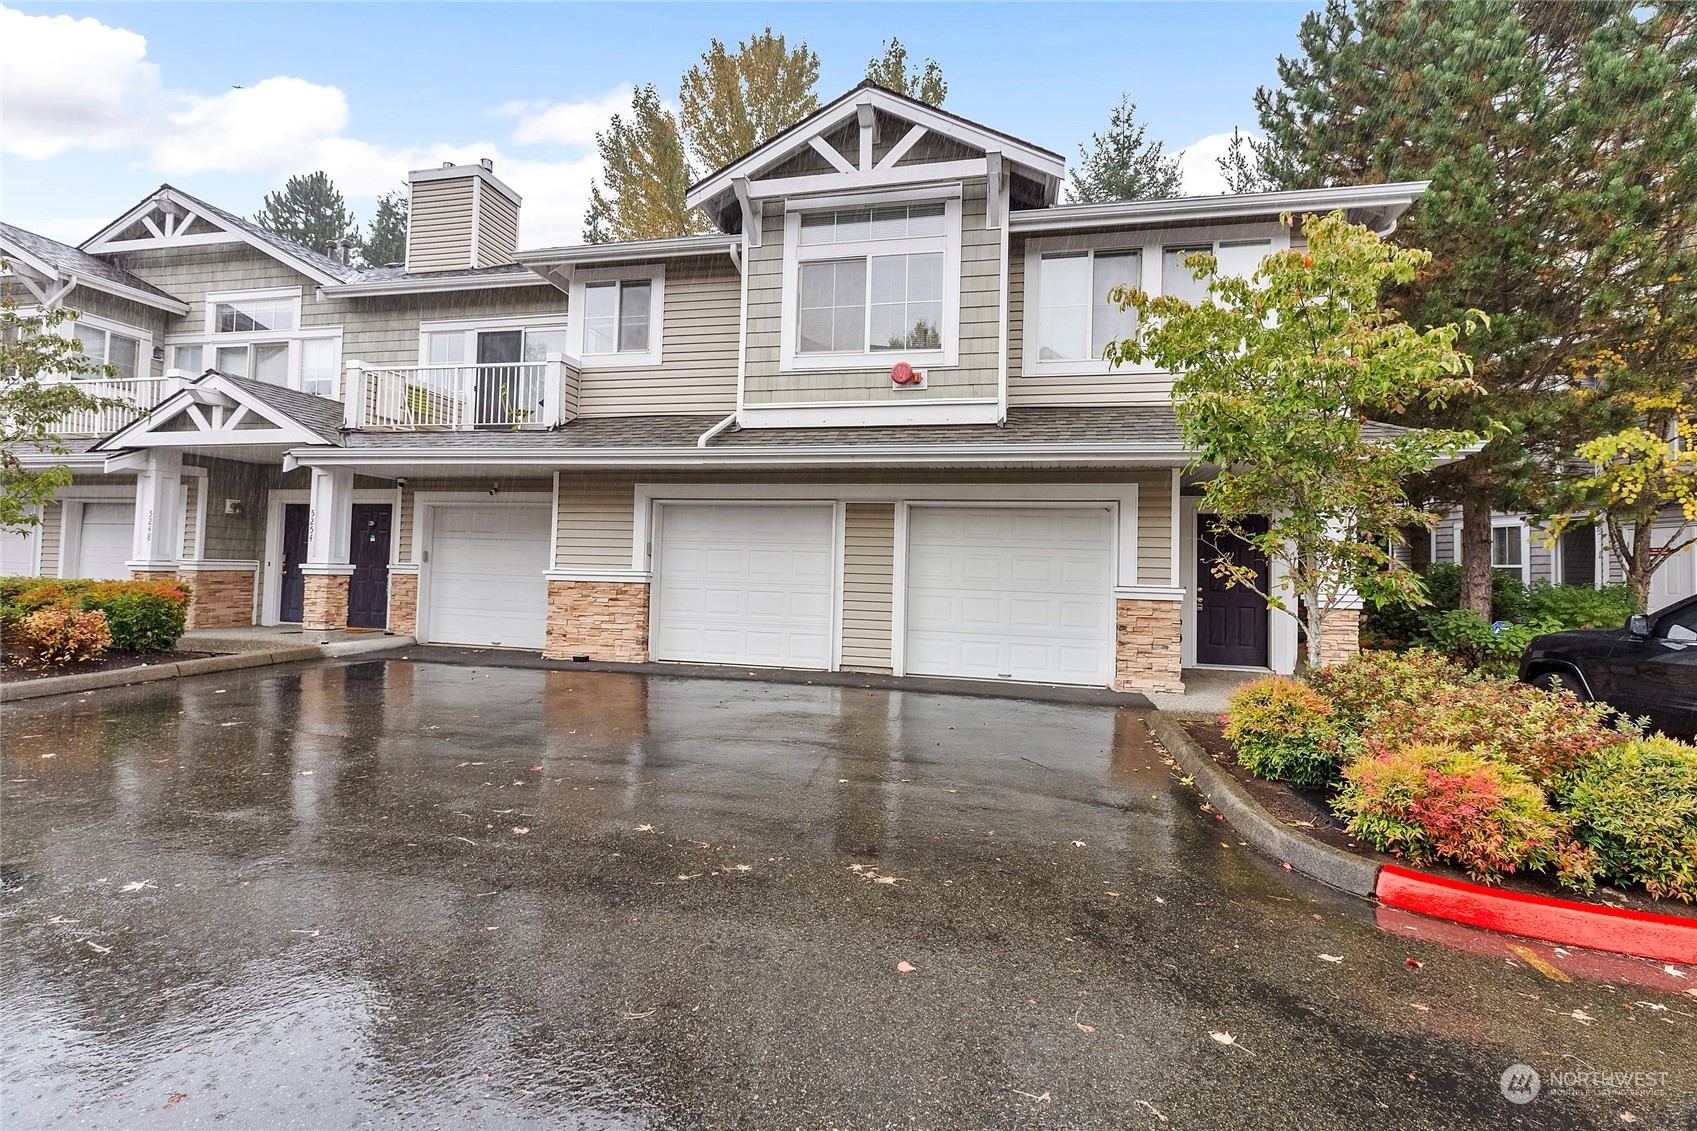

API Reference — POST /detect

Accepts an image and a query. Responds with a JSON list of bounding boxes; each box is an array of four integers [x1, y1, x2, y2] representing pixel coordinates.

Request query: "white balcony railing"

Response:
[[343, 357, 579, 431], [45, 374, 183, 435]]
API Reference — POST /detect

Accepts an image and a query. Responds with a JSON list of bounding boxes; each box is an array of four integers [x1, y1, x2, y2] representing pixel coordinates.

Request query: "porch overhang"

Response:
[[91, 372, 345, 465]]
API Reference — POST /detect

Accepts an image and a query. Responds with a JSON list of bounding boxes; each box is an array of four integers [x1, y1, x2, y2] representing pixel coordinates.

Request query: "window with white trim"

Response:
[[71, 320, 144, 380], [1034, 249, 1141, 362], [170, 287, 338, 392], [781, 197, 959, 370], [566, 265, 664, 367], [1492, 524, 1525, 574], [421, 320, 571, 369]]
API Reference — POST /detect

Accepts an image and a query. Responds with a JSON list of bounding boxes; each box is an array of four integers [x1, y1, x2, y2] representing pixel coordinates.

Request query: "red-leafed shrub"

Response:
[[1, 577, 191, 653], [15, 606, 113, 666], [1336, 743, 1594, 887], [1365, 679, 1629, 784], [1305, 648, 1476, 731], [1223, 676, 1354, 786]]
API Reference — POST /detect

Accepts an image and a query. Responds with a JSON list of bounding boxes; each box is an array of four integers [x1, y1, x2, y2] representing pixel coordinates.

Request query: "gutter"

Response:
[[288, 443, 1194, 470], [318, 273, 553, 299], [1009, 181, 1431, 234]]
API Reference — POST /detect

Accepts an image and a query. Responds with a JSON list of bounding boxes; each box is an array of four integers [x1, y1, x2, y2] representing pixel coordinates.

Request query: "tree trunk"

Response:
[[1459, 498, 1494, 618], [1626, 519, 1655, 614]]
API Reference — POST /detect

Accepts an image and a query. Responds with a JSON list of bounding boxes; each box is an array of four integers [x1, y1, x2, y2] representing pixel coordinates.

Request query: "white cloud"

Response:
[[0, 6, 161, 158], [0, 5, 628, 246], [1176, 131, 1258, 196], [499, 86, 631, 147]]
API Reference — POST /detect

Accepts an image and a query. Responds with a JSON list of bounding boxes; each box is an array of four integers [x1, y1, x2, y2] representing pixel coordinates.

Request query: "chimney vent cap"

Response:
[[441, 160, 455, 169], [480, 158, 494, 171]]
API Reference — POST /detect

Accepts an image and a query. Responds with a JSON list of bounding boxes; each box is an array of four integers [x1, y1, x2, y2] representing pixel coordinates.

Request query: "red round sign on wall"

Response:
[[890, 362, 916, 385]]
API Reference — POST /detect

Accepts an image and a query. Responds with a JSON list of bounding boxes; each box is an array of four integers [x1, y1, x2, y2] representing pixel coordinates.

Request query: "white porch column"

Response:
[[1267, 556, 1300, 675], [300, 466, 355, 630], [128, 449, 183, 573]]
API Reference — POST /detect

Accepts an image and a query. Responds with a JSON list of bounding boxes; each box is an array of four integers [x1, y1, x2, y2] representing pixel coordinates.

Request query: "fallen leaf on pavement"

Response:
[[1508, 944, 1571, 983], [636, 824, 654, 832], [118, 880, 155, 893], [1663, 965, 1687, 979], [46, 915, 74, 924], [1134, 1099, 1167, 1122], [84, 940, 111, 954], [1319, 954, 1344, 963], [529, 766, 543, 772], [1569, 1009, 1596, 1025], [621, 1010, 655, 1019], [511, 827, 530, 835], [896, 960, 917, 973], [1210, 1030, 1253, 1055], [1071, 840, 1087, 848], [1105, 891, 1121, 898], [165, 1093, 187, 1108], [1405, 958, 1424, 969], [1409, 1003, 1431, 1012]]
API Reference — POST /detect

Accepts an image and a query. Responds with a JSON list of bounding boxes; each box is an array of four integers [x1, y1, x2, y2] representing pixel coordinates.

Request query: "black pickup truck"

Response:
[[1519, 594, 1697, 740]]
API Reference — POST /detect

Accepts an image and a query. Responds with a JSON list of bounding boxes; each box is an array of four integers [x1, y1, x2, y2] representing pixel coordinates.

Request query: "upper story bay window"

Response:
[[780, 196, 961, 371]]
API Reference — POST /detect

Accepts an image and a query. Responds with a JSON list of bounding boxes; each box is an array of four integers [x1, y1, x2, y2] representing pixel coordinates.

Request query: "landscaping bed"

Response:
[[1182, 714, 1697, 921], [1206, 648, 1697, 911], [0, 649, 215, 683]]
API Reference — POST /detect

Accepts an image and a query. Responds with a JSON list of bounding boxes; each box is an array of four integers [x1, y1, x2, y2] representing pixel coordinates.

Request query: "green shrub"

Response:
[[1305, 648, 1476, 732], [1524, 581, 1636, 630], [1222, 676, 1354, 787], [1, 577, 192, 653], [1337, 743, 1594, 887], [1553, 737, 1697, 902], [1413, 608, 1560, 677], [16, 606, 112, 666], [1369, 678, 1630, 784], [77, 580, 190, 652], [1365, 562, 1533, 648]]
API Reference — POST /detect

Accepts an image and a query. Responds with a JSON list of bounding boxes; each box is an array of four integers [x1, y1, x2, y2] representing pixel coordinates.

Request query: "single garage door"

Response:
[[76, 501, 136, 580], [426, 505, 550, 649], [653, 503, 834, 668], [905, 506, 1115, 686]]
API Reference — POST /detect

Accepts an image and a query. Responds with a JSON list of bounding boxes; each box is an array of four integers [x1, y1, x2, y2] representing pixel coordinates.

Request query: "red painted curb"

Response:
[[1375, 864, 1697, 965]]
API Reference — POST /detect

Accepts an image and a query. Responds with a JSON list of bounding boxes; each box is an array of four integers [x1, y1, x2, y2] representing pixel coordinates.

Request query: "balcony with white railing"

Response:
[[342, 356, 580, 431], [44, 374, 184, 436]]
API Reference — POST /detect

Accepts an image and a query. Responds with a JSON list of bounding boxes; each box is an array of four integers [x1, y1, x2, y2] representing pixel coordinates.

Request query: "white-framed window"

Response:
[[419, 314, 572, 370], [780, 192, 961, 371], [68, 316, 148, 381], [1492, 521, 1527, 579], [566, 265, 664, 367], [203, 287, 302, 336], [1021, 228, 1278, 379]]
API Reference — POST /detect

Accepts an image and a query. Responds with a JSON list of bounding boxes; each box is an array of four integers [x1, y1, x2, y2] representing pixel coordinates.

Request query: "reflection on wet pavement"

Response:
[[2, 660, 1692, 1129]]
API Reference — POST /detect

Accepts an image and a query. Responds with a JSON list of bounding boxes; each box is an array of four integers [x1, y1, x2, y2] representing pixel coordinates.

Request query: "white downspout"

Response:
[[697, 412, 736, 448]]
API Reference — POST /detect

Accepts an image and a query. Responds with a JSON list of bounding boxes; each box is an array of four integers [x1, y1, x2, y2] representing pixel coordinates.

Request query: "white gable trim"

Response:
[[93, 374, 333, 453], [81, 188, 345, 286]]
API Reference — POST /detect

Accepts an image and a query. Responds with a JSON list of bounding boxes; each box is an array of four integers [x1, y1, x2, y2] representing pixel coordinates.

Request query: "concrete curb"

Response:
[[0, 635, 413, 704], [1148, 711, 1382, 898]]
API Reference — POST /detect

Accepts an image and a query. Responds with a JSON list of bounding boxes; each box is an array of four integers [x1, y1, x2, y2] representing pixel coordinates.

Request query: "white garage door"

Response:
[[905, 506, 1115, 686], [653, 503, 834, 668], [426, 505, 550, 649], [76, 501, 136, 580]]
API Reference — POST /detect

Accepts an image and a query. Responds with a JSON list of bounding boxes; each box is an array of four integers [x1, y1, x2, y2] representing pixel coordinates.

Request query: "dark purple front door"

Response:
[[347, 504, 392, 629], [1196, 515, 1270, 667], [279, 504, 309, 623]]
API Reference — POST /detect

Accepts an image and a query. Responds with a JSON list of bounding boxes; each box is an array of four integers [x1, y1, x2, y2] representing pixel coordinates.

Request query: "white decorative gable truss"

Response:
[[686, 81, 1067, 245], [94, 373, 336, 457], [0, 230, 190, 315], [80, 186, 350, 286]]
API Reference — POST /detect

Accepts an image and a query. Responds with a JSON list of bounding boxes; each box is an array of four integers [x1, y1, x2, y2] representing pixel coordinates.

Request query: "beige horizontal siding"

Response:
[[182, 475, 200, 559], [476, 190, 519, 267], [1134, 471, 1173, 586], [407, 179, 476, 272], [555, 476, 636, 570], [841, 503, 895, 673], [119, 244, 311, 333], [395, 478, 551, 562], [336, 286, 567, 367], [576, 261, 739, 417], [39, 502, 61, 577]]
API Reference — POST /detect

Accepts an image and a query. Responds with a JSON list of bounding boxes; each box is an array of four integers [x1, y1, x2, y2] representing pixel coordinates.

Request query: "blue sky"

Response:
[[2, 2, 1309, 248]]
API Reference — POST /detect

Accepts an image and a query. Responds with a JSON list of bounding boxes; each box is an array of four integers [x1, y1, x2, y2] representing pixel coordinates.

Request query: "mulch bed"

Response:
[[0, 650, 216, 684], [1180, 718, 1697, 922]]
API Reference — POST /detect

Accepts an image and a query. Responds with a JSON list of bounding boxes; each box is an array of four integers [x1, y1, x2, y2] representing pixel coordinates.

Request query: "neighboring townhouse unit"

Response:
[[2, 82, 1431, 693]]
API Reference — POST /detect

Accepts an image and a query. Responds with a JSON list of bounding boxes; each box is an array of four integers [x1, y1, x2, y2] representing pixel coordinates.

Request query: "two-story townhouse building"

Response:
[[3, 82, 1431, 693]]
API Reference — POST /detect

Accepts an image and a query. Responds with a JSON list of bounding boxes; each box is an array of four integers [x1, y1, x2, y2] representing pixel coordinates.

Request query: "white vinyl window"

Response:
[[420, 317, 572, 370], [566, 266, 664, 367], [71, 321, 143, 380], [214, 295, 297, 333], [1493, 523, 1526, 578], [582, 279, 652, 354], [171, 344, 204, 374], [1035, 249, 1141, 362], [1162, 246, 1215, 305], [175, 287, 334, 391], [781, 195, 960, 370]]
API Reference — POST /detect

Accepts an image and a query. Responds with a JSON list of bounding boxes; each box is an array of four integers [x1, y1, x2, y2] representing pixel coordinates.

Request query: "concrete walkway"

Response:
[[178, 625, 409, 654], [1146, 666, 1266, 715]]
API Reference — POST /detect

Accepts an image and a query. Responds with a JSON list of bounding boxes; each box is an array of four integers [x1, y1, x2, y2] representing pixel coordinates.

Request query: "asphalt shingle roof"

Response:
[[213, 374, 348, 445], [0, 221, 183, 304]]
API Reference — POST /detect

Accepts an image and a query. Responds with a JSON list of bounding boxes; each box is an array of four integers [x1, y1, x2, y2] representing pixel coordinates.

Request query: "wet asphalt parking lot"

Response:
[[2, 657, 1693, 1130]]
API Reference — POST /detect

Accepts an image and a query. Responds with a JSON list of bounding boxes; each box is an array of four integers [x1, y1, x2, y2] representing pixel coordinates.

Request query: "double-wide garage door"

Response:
[[649, 502, 1115, 685], [905, 506, 1115, 685], [426, 505, 550, 649]]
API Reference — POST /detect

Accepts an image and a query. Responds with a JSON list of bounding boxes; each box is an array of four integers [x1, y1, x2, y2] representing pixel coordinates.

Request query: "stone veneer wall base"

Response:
[[544, 579, 650, 663], [1114, 598, 1185, 695], [388, 574, 418, 636], [302, 573, 351, 632], [1314, 610, 1364, 668]]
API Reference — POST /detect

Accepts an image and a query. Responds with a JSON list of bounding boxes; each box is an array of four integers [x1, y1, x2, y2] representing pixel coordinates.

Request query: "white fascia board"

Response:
[[82, 188, 346, 287], [1010, 181, 1432, 234], [513, 235, 738, 270], [11, 449, 108, 470], [289, 443, 1194, 471], [79, 276, 191, 315], [319, 272, 552, 298]]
